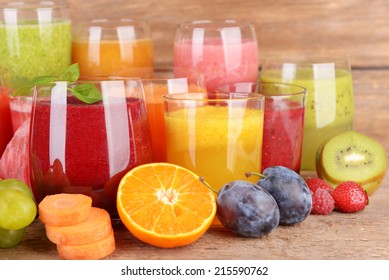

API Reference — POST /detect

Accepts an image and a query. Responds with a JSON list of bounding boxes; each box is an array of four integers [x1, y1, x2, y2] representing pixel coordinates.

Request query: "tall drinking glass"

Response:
[[143, 68, 206, 162], [260, 58, 354, 171], [174, 20, 259, 92], [164, 92, 264, 224], [72, 18, 154, 78], [218, 82, 306, 173], [29, 79, 152, 216], [0, 1, 72, 132]]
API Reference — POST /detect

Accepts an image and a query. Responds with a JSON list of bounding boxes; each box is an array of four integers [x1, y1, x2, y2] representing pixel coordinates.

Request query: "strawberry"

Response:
[[305, 178, 334, 195], [333, 181, 369, 213]]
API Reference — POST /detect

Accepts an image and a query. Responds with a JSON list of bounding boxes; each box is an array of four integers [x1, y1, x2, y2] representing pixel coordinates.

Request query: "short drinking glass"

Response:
[[174, 20, 259, 92], [261, 58, 354, 171], [30, 79, 152, 216]]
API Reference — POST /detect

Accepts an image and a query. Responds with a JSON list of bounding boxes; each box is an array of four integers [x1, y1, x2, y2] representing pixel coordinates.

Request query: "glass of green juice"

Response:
[[0, 1, 72, 132], [260, 58, 355, 171]]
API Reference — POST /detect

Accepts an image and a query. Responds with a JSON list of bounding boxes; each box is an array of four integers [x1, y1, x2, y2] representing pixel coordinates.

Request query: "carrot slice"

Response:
[[45, 207, 112, 246], [38, 193, 92, 226], [57, 230, 115, 260]]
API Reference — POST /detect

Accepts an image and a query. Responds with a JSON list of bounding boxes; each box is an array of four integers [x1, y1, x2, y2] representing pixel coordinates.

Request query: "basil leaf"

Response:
[[12, 85, 34, 97], [60, 63, 80, 83], [12, 76, 56, 96], [31, 75, 57, 85], [70, 83, 103, 104], [12, 63, 103, 104]]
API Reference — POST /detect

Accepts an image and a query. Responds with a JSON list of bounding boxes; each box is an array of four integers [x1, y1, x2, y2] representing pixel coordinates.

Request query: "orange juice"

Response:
[[145, 100, 166, 162], [165, 105, 264, 193], [72, 39, 154, 78], [144, 82, 206, 162]]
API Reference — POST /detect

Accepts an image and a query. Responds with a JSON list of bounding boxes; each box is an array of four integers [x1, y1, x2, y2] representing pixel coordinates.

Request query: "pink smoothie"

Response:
[[30, 96, 152, 215], [174, 38, 258, 92]]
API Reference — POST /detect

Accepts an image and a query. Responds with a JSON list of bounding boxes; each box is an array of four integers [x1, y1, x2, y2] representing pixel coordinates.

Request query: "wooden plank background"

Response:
[[63, 0, 389, 68]]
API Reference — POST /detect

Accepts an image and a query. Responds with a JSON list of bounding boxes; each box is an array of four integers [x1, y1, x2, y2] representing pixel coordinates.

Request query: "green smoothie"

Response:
[[261, 68, 354, 170], [0, 20, 72, 86]]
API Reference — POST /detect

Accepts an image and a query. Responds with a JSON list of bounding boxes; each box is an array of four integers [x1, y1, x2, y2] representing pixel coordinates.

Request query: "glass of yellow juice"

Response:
[[260, 58, 354, 171], [164, 92, 265, 225], [72, 18, 154, 78]]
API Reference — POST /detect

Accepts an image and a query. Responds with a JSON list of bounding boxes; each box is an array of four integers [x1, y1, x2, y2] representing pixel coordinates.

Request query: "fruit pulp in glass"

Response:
[[174, 38, 258, 92], [261, 68, 354, 170], [262, 99, 305, 173], [0, 20, 72, 132], [30, 96, 152, 216], [165, 105, 263, 209], [144, 83, 206, 162], [0, 20, 72, 83], [72, 39, 154, 78]]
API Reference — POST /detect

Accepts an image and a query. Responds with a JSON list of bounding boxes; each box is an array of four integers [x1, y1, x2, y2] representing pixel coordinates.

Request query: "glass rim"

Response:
[[163, 92, 264, 102], [0, 1, 69, 10], [78, 75, 143, 81], [178, 19, 255, 30], [74, 18, 150, 29], [218, 82, 307, 97], [261, 55, 351, 66], [33, 78, 143, 88]]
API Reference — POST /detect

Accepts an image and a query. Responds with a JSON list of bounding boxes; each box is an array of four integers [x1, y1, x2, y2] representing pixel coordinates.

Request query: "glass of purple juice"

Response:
[[29, 79, 152, 216], [218, 82, 306, 173]]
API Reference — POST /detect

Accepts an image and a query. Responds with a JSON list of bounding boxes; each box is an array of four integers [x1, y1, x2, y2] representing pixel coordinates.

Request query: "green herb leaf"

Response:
[[70, 84, 103, 104], [12, 63, 103, 104], [59, 63, 80, 83], [31, 75, 58, 85]]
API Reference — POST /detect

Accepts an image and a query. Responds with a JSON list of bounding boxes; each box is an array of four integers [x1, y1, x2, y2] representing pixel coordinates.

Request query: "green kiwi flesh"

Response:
[[316, 130, 387, 194]]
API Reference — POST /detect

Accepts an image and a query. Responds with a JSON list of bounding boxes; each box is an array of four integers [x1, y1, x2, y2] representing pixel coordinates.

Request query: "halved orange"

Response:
[[116, 163, 216, 248]]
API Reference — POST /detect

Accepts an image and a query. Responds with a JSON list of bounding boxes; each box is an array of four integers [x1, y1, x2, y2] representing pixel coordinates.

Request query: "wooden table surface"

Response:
[[1, 69, 388, 260]]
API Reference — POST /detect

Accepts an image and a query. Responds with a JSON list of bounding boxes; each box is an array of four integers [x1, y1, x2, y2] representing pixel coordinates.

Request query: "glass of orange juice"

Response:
[[143, 69, 206, 162], [164, 92, 264, 224], [72, 18, 154, 78]]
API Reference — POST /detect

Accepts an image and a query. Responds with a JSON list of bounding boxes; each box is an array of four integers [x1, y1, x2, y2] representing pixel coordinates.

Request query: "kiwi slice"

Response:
[[316, 130, 387, 194]]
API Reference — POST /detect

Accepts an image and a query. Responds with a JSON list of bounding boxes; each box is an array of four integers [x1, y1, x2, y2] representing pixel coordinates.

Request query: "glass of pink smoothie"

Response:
[[174, 20, 259, 92], [218, 82, 306, 173], [29, 79, 152, 216]]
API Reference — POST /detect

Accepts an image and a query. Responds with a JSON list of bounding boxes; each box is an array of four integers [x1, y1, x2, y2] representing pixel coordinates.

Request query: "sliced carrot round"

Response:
[[57, 230, 115, 260], [117, 163, 216, 248], [45, 207, 112, 246], [38, 193, 92, 226]]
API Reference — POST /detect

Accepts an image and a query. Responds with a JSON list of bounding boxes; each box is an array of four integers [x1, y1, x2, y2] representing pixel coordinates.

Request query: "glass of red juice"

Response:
[[0, 89, 13, 157], [218, 82, 306, 173], [29, 79, 152, 216], [174, 20, 259, 92]]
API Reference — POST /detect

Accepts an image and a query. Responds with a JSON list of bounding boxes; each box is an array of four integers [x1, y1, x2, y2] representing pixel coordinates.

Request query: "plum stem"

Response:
[[199, 177, 219, 194], [245, 171, 266, 179]]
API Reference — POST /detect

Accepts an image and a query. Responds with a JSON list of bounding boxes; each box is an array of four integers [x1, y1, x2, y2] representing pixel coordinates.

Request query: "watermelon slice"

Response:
[[0, 119, 30, 187]]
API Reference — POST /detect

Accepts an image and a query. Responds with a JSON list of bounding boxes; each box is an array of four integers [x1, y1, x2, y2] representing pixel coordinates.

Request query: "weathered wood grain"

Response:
[[1, 69, 388, 260], [63, 0, 389, 68]]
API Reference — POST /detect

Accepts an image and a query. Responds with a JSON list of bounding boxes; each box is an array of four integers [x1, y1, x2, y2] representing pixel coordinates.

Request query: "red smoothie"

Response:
[[30, 96, 152, 215], [0, 88, 13, 157], [262, 99, 305, 173]]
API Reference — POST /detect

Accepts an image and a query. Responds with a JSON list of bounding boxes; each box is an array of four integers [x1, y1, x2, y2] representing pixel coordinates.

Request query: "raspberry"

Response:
[[305, 178, 334, 195], [311, 188, 335, 215], [333, 181, 369, 213]]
